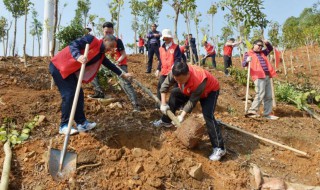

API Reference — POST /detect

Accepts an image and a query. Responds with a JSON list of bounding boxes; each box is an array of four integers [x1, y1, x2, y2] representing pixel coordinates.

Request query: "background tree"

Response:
[[163, 0, 183, 43], [22, 0, 33, 67], [268, 21, 280, 46], [4, 0, 28, 56], [108, 0, 124, 37], [193, 11, 201, 65], [130, 0, 141, 54], [50, 0, 58, 57], [78, 0, 90, 28], [88, 14, 98, 35], [0, 17, 8, 56], [95, 17, 106, 38], [30, 9, 42, 56], [207, 3, 217, 42], [221, 26, 233, 42]]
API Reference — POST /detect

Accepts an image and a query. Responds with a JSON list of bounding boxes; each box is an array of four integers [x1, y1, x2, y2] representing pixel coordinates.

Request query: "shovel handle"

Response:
[[59, 44, 90, 172], [245, 61, 251, 113]]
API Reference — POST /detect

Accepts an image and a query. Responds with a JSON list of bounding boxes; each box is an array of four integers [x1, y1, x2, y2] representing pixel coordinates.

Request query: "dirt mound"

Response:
[[0, 54, 319, 189]]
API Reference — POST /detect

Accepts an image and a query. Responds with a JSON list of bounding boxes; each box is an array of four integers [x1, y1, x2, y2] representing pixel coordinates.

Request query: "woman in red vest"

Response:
[[49, 34, 132, 135], [223, 38, 242, 76], [242, 39, 278, 120], [155, 29, 181, 101], [201, 41, 216, 68], [153, 62, 226, 161]]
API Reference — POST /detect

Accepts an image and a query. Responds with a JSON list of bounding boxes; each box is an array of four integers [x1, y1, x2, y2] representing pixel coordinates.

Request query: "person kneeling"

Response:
[[153, 62, 226, 161]]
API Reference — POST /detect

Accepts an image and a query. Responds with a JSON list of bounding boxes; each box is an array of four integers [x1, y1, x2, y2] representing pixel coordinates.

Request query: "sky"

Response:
[[0, 0, 318, 56]]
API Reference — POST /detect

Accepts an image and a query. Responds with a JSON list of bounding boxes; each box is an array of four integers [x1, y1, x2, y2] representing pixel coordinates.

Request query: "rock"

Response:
[[261, 178, 286, 190], [249, 163, 263, 189], [175, 116, 205, 148], [132, 148, 143, 158], [134, 163, 144, 174], [189, 163, 203, 181], [106, 149, 123, 161], [108, 102, 123, 109], [77, 149, 97, 164]]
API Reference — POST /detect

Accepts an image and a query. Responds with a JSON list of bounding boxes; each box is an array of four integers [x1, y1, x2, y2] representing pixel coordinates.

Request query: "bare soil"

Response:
[[0, 54, 319, 190]]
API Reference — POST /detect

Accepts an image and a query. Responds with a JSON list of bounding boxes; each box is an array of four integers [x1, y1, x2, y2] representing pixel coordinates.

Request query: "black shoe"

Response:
[[145, 71, 151, 73], [89, 91, 105, 99]]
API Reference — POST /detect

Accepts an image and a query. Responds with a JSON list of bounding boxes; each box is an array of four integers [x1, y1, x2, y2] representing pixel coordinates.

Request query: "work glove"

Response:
[[160, 104, 170, 115], [177, 114, 184, 123], [246, 56, 252, 63], [155, 70, 160, 77]]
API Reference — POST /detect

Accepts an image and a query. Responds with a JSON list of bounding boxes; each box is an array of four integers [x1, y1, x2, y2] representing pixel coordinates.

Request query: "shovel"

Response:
[[49, 44, 90, 181], [244, 61, 251, 114]]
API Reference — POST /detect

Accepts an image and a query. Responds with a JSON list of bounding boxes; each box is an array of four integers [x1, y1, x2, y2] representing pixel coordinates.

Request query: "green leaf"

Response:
[[11, 130, 19, 136], [19, 133, 29, 141], [22, 128, 31, 134], [0, 131, 6, 135], [315, 95, 320, 102]]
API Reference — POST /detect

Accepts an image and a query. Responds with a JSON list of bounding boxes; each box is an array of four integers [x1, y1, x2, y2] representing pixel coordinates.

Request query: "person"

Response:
[[155, 28, 181, 101], [184, 34, 190, 60], [101, 21, 140, 112], [138, 35, 145, 54], [146, 23, 162, 73], [188, 34, 199, 63], [49, 34, 132, 135], [242, 39, 279, 120], [223, 38, 242, 76], [179, 45, 187, 64], [153, 62, 226, 161], [201, 41, 216, 68]]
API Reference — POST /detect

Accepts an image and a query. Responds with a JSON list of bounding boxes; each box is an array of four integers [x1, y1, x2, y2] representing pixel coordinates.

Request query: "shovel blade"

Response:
[[49, 148, 77, 181]]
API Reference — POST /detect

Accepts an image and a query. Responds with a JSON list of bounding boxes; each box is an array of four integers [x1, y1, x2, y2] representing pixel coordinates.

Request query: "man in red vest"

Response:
[[138, 35, 145, 54], [223, 38, 242, 76], [153, 62, 226, 161], [242, 39, 279, 120], [201, 41, 216, 68], [49, 34, 132, 135], [90, 22, 140, 112], [155, 28, 181, 101]]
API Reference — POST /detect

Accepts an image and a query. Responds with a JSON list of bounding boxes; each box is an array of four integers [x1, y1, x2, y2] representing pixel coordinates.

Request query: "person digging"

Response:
[[242, 39, 279, 120], [153, 62, 226, 161]]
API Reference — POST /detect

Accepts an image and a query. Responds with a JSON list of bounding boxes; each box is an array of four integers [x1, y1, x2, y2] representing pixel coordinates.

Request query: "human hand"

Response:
[[177, 114, 184, 123], [160, 104, 170, 114], [263, 39, 269, 44], [77, 55, 88, 64], [155, 70, 160, 77], [121, 72, 133, 81], [246, 56, 252, 63]]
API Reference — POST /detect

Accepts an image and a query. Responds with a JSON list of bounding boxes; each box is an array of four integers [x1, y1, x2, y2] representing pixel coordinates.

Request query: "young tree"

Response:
[[193, 11, 201, 65], [22, 0, 33, 67], [268, 21, 280, 46], [163, 0, 183, 43], [78, 0, 90, 28], [207, 3, 217, 42], [95, 17, 106, 38], [130, 0, 141, 54], [30, 9, 42, 56], [50, 0, 58, 57], [4, 0, 28, 56], [0, 17, 8, 56], [108, 0, 124, 37], [221, 26, 233, 42]]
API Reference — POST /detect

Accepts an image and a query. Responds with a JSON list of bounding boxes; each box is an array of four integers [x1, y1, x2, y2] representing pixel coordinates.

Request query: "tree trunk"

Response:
[[116, 3, 120, 37], [305, 41, 311, 72], [195, 23, 200, 66], [12, 18, 17, 56], [37, 32, 41, 56], [32, 35, 34, 56], [211, 14, 214, 43], [5, 22, 12, 57], [185, 11, 193, 64], [290, 50, 294, 74], [2, 37, 5, 56], [237, 23, 243, 63], [134, 14, 137, 54], [50, 0, 58, 57], [23, 3, 28, 67], [173, 6, 179, 43]]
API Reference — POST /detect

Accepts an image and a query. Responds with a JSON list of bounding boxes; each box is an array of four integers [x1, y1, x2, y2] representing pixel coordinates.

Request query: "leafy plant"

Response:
[[56, 23, 85, 50], [0, 116, 39, 146], [229, 66, 254, 87]]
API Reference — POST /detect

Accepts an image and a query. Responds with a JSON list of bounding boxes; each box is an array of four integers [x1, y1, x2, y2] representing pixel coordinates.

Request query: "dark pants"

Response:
[[223, 55, 232, 75], [139, 46, 144, 54], [118, 65, 138, 106], [147, 43, 160, 72], [161, 88, 224, 149], [201, 54, 216, 68], [191, 47, 199, 63], [157, 75, 167, 101], [181, 54, 187, 64], [49, 62, 86, 126]]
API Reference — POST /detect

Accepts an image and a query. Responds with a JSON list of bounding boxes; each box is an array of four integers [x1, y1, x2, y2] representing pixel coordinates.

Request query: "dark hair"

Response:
[[103, 22, 114, 29], [172, 62, 189, 76], [229, 38, 235, 42], [253, 39, 263, 45], [151, 23, 157, 27]]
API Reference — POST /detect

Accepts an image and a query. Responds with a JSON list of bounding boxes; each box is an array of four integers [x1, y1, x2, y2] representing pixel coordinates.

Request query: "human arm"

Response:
[[174, 45, 182, 63], [242, 52, 250, 67], [115, 39, 127, 64], [262, 40, 273, 56], [182, 79, 207, 113], [69, 34, 94, 61], [225, 40, 242, 47], [159, 72, 176, 94]]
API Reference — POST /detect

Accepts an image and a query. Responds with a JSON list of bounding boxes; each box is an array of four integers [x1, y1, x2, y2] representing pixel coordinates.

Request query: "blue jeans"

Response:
[[161, 88, 224, 149], [49, 62, 86, 126]]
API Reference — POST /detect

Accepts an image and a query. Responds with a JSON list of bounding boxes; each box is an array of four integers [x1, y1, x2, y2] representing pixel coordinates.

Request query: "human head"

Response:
[[253, 39, 264, 52], [102, 34, 117, 51], [102, 22, 114, 35], [172, 62, 190, 84], [151, 23, 157, 32], [161, 29, 173, 44], [188, 34, 192, 38], [203, 41, 208, 46], [228, 38, 235, 42]]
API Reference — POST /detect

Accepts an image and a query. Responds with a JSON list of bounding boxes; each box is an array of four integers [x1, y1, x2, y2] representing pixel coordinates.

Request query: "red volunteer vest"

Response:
[[110, 38, 127, 66], [138, 38, 144, 47], [205, 43, 216, 55], [247, 50, 276, 81], [180, 46, 186, 53], [223, 45, 233, 56], [159, 43, 178, 76], [178, 65, 220, 98], [51, 37, 104, 83]]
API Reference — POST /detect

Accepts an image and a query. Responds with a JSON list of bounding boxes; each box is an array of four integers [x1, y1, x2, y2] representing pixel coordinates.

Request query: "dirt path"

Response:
[[0, 55, 319, 189]]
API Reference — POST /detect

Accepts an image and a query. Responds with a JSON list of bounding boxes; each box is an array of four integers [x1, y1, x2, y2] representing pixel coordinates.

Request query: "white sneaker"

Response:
[[59, 124, 78, 135], [264, 115, 279, 120], [209, 147, 226, 161], [153, 119, 173, 128], [77, 120, 97, 132]]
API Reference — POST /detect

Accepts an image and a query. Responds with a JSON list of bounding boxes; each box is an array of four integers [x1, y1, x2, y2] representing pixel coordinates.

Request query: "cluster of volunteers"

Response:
[[50, 21, 278, 161]]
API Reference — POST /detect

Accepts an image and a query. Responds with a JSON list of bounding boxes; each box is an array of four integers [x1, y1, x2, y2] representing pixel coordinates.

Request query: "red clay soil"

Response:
[[0, 54, 319, 189]]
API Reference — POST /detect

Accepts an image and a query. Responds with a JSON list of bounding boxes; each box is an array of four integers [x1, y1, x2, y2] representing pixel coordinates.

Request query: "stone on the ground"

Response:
[[132, 148, 143, 158], [134, 163, 144, 174], [175, 116, 205, 148], [189, 163, 203, 181]]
